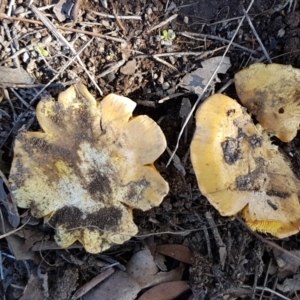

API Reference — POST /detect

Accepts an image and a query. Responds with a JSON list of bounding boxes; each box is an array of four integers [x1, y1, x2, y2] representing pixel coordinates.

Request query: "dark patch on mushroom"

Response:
[[250, 135, 263, 149], [236, 168, 267, 191], [221, 137, 242, 165], [267, 199, 278, 210], [266, 190, 290, 199], [123, 179, 150, 205], [227, 109, 235, 116], [86, 170, 112, 197], [9, 158, 31, 188], [50, 206, 122, 231]]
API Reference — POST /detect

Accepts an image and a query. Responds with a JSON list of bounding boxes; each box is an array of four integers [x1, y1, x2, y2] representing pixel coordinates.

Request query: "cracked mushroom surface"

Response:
[[190, 94, 300, 238], [9, 84, 169, 253], [234, 63, 300, 142]]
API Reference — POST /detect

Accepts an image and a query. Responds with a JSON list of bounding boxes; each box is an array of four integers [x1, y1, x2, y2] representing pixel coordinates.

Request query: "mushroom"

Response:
[[190, 94, 300, 238], [234, 63, 300, 142], [9, 84, 169, 253]]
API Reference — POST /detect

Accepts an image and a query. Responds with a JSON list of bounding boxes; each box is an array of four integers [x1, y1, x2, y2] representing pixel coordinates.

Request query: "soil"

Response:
[[1, 0, 300, 299]]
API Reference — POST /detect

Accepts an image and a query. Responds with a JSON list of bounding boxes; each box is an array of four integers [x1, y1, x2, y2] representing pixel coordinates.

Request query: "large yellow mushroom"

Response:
[[234, 63, 300, 142], [190, 94, 300, 238], [9, 84, 169, 253]]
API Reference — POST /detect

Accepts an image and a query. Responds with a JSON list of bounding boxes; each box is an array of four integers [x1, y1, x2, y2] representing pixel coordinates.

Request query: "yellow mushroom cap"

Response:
[[9, 84, 169, 253], [190, 94, 300, 238], [234, 63, 300, 142]]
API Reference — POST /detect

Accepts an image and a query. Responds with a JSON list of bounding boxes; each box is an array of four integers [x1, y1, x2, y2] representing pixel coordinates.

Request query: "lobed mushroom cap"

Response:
[[190, 94, 300, 238], [234, 63, 300, 142], [9, 84, 169, 253]]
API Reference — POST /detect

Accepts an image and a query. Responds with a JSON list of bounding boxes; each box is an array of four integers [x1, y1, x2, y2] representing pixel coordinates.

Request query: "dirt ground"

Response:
[[1, 0, 300, 299]]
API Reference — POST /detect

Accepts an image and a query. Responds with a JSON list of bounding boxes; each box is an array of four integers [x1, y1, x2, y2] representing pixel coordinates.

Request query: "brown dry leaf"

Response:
[[178, 56, 231, 95], [0, 171, 20, 228], [0, 218, 34, 260], [273, 249, 300, 276], [138, 281, 190, 300], [20, 270, 44, 300], [126, 248, 185, 289], [235, 63, 300, 142], [15, 228, 45, 252], [276, 273, 300, 293], [83, 270, 140, 300], [156, 244, 194, 264]]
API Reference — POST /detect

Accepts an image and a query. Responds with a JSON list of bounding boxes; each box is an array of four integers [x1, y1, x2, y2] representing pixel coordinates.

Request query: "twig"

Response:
[[96, 59, 125, 78], [153, 55, 178, 71], [167, 0, 255, 166], [147, 14, 178, 33], [29, 38, 93, 105], [9, 88, 33, 109], [87, 10, 142, 20], [0, 217, 31, 239], [236, 216, 300, 264], [110, 0, 126, 35], [242, 286, 292, 300], [158, 93, 189, 103], [0, 80, 77, 89], [180, 32, 258, 55], [243, 9, 272, 63], [259, 258, 272, 300], [30, 5, 102, 96], [0, 14, 126, 43], [71, 268, 115, 300], [205, 212, 227, 269]]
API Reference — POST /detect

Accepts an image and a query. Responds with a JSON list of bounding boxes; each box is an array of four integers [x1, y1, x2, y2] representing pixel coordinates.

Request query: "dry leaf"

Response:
[[156, 244, 194, 264], [277, 273, 300, 292], [178, 56, 231, 95], [138, 281, 190, 300], [126, 248, 185, 289], [83, 270, 140, 300], [20, 270, 44, 300], [0, 67, 34, 85]]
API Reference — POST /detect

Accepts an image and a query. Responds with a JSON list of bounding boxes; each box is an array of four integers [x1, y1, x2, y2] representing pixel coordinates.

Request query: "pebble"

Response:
[[42, 35, 52, 43], [169, 56, 176, 64], [146, 7, 153, 15], [120, 59, 136, 75], [35, 32, 42, 39], [158, 73, 164, 85], [162, 82, 170, 90], [22, 52, 29, 63]]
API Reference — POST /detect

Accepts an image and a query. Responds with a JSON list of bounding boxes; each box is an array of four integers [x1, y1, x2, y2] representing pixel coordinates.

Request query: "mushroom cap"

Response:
[[234, 63, 300, 142], [9, 84, 169, 253], [190, 94, 300, 238]]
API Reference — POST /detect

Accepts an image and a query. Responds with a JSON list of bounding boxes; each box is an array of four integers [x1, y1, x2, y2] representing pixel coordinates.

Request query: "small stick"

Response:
[[205, 211, 227, 269], [153, 55, 178, 72], [147, 14, 178, 33], [71, 268, 115, 300], [110, 0, 126, 35], [167, 0, 255, 166], [96, 59, 125, 78], [180, 32, 258, 55], [243, 8, 272, 63], [88, 10, 142, 20], [30, 5, 102, 95], [0, 13, 126, 43], [158, 93, 188, 103]]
